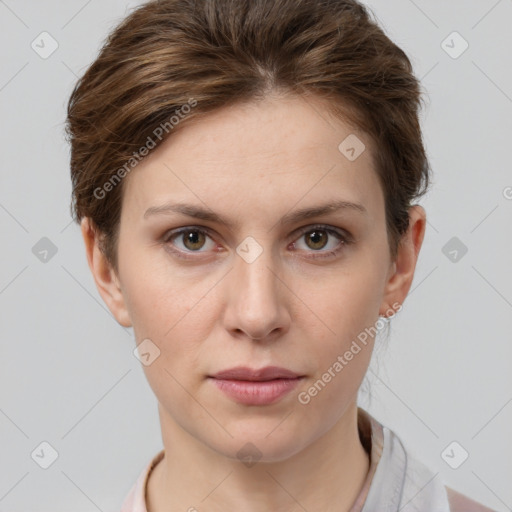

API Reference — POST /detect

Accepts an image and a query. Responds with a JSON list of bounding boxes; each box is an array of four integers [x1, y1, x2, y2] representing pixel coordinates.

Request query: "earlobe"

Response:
[[379, 205, 427, 317], [80, 217, 132, 327]]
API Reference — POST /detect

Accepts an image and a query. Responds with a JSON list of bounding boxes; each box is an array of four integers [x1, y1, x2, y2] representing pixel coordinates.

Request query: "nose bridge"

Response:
[[225, 236, 288, 339], [235, 238, 280, 305]]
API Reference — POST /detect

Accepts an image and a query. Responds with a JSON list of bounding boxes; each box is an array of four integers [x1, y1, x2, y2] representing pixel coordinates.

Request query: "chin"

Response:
[[207, 420, 310, 463]]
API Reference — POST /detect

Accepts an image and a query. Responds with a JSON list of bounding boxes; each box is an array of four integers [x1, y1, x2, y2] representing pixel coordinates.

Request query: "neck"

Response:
[[147, 402, 371, 512]]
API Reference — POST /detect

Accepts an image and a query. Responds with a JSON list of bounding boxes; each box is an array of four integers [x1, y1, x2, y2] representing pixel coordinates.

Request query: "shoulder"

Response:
[[445, 486, 497, 512]]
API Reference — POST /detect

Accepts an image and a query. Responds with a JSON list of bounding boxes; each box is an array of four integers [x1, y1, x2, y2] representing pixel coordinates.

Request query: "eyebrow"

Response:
[[143, 199, 367, 229]]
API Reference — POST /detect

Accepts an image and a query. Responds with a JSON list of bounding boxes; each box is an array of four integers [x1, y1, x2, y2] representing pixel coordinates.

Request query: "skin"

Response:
[[81, 92, 426, 512]]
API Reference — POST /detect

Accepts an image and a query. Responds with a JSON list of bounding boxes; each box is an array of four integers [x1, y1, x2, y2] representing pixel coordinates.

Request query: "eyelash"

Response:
[[162, 224, 353, 261]]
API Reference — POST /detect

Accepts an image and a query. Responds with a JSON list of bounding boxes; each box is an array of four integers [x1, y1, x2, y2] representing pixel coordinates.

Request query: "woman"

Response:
[[65, 0, 496, 510]]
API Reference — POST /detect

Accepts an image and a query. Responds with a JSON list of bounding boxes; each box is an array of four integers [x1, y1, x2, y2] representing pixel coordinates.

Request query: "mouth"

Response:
[[208, 366, 305, 405], [209, 365, 303, 381]]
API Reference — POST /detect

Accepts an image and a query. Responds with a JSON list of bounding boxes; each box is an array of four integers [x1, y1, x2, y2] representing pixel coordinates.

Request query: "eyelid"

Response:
[[291, 223, 353, 243], [163, 224, 352, 242], [163, 225, 215, 243]]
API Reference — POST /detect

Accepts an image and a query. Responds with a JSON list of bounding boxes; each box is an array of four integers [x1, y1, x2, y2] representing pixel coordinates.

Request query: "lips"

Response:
[[210, 366, 302, 381], [208, 366, 304, 405]]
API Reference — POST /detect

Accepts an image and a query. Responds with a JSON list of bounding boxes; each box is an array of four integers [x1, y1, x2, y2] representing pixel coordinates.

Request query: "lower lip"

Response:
[[209, 377, 303, 405]]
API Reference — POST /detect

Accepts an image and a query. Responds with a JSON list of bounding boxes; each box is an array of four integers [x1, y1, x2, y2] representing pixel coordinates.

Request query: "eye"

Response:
[[164, 227, 217, 257], [291, 225, 351, 259], [162, 224, 352, 261]]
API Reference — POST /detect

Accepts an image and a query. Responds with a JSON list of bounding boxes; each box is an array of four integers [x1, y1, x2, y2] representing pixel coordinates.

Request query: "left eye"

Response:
[[292, 226, 346, 253]]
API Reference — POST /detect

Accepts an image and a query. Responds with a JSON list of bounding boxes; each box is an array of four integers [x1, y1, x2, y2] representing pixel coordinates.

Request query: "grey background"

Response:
[[1, 0, 511, 510]]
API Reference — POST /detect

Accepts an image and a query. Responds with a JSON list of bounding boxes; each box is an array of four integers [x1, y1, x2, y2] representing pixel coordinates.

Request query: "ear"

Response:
[[80, 217, 132, 327], [379, 205, 427, 318]]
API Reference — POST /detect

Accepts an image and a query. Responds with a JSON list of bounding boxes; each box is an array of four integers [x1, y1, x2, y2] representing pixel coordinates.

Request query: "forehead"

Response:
[[121, 93, 383, 224]]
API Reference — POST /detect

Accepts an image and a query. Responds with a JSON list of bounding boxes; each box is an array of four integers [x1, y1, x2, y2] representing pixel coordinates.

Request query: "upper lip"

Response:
[[210, 366, 302, 381]]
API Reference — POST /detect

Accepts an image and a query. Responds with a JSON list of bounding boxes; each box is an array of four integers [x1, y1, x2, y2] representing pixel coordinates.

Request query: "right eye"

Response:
[[164, 227, 218, 257]]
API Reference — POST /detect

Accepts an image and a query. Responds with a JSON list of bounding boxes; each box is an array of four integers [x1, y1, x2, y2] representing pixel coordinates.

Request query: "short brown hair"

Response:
[[65, 0, 431, 272]]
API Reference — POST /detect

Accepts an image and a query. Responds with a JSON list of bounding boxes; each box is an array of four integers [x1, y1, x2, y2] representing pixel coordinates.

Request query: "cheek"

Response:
[[295, 255, 385, 394], [123, 268, 222, 389], [120, 249, 206, 337], [297, 260, 385, 342], [301, 310, 375, 422], [127, 279, 214, 419]]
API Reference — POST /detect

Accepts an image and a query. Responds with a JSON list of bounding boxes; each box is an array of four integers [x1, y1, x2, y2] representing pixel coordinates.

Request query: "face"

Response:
[[83, 93, 424, 462]]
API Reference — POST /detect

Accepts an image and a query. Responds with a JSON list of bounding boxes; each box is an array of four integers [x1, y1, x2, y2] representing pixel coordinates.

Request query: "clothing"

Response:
[[120, 407, 496, 512]]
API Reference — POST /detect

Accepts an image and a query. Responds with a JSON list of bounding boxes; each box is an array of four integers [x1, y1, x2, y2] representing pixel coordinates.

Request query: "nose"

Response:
[[222, 244, 291, 342]]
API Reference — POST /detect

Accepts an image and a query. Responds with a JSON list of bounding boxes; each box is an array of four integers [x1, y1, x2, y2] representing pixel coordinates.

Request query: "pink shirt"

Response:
[[120, 407, 496, 512]]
